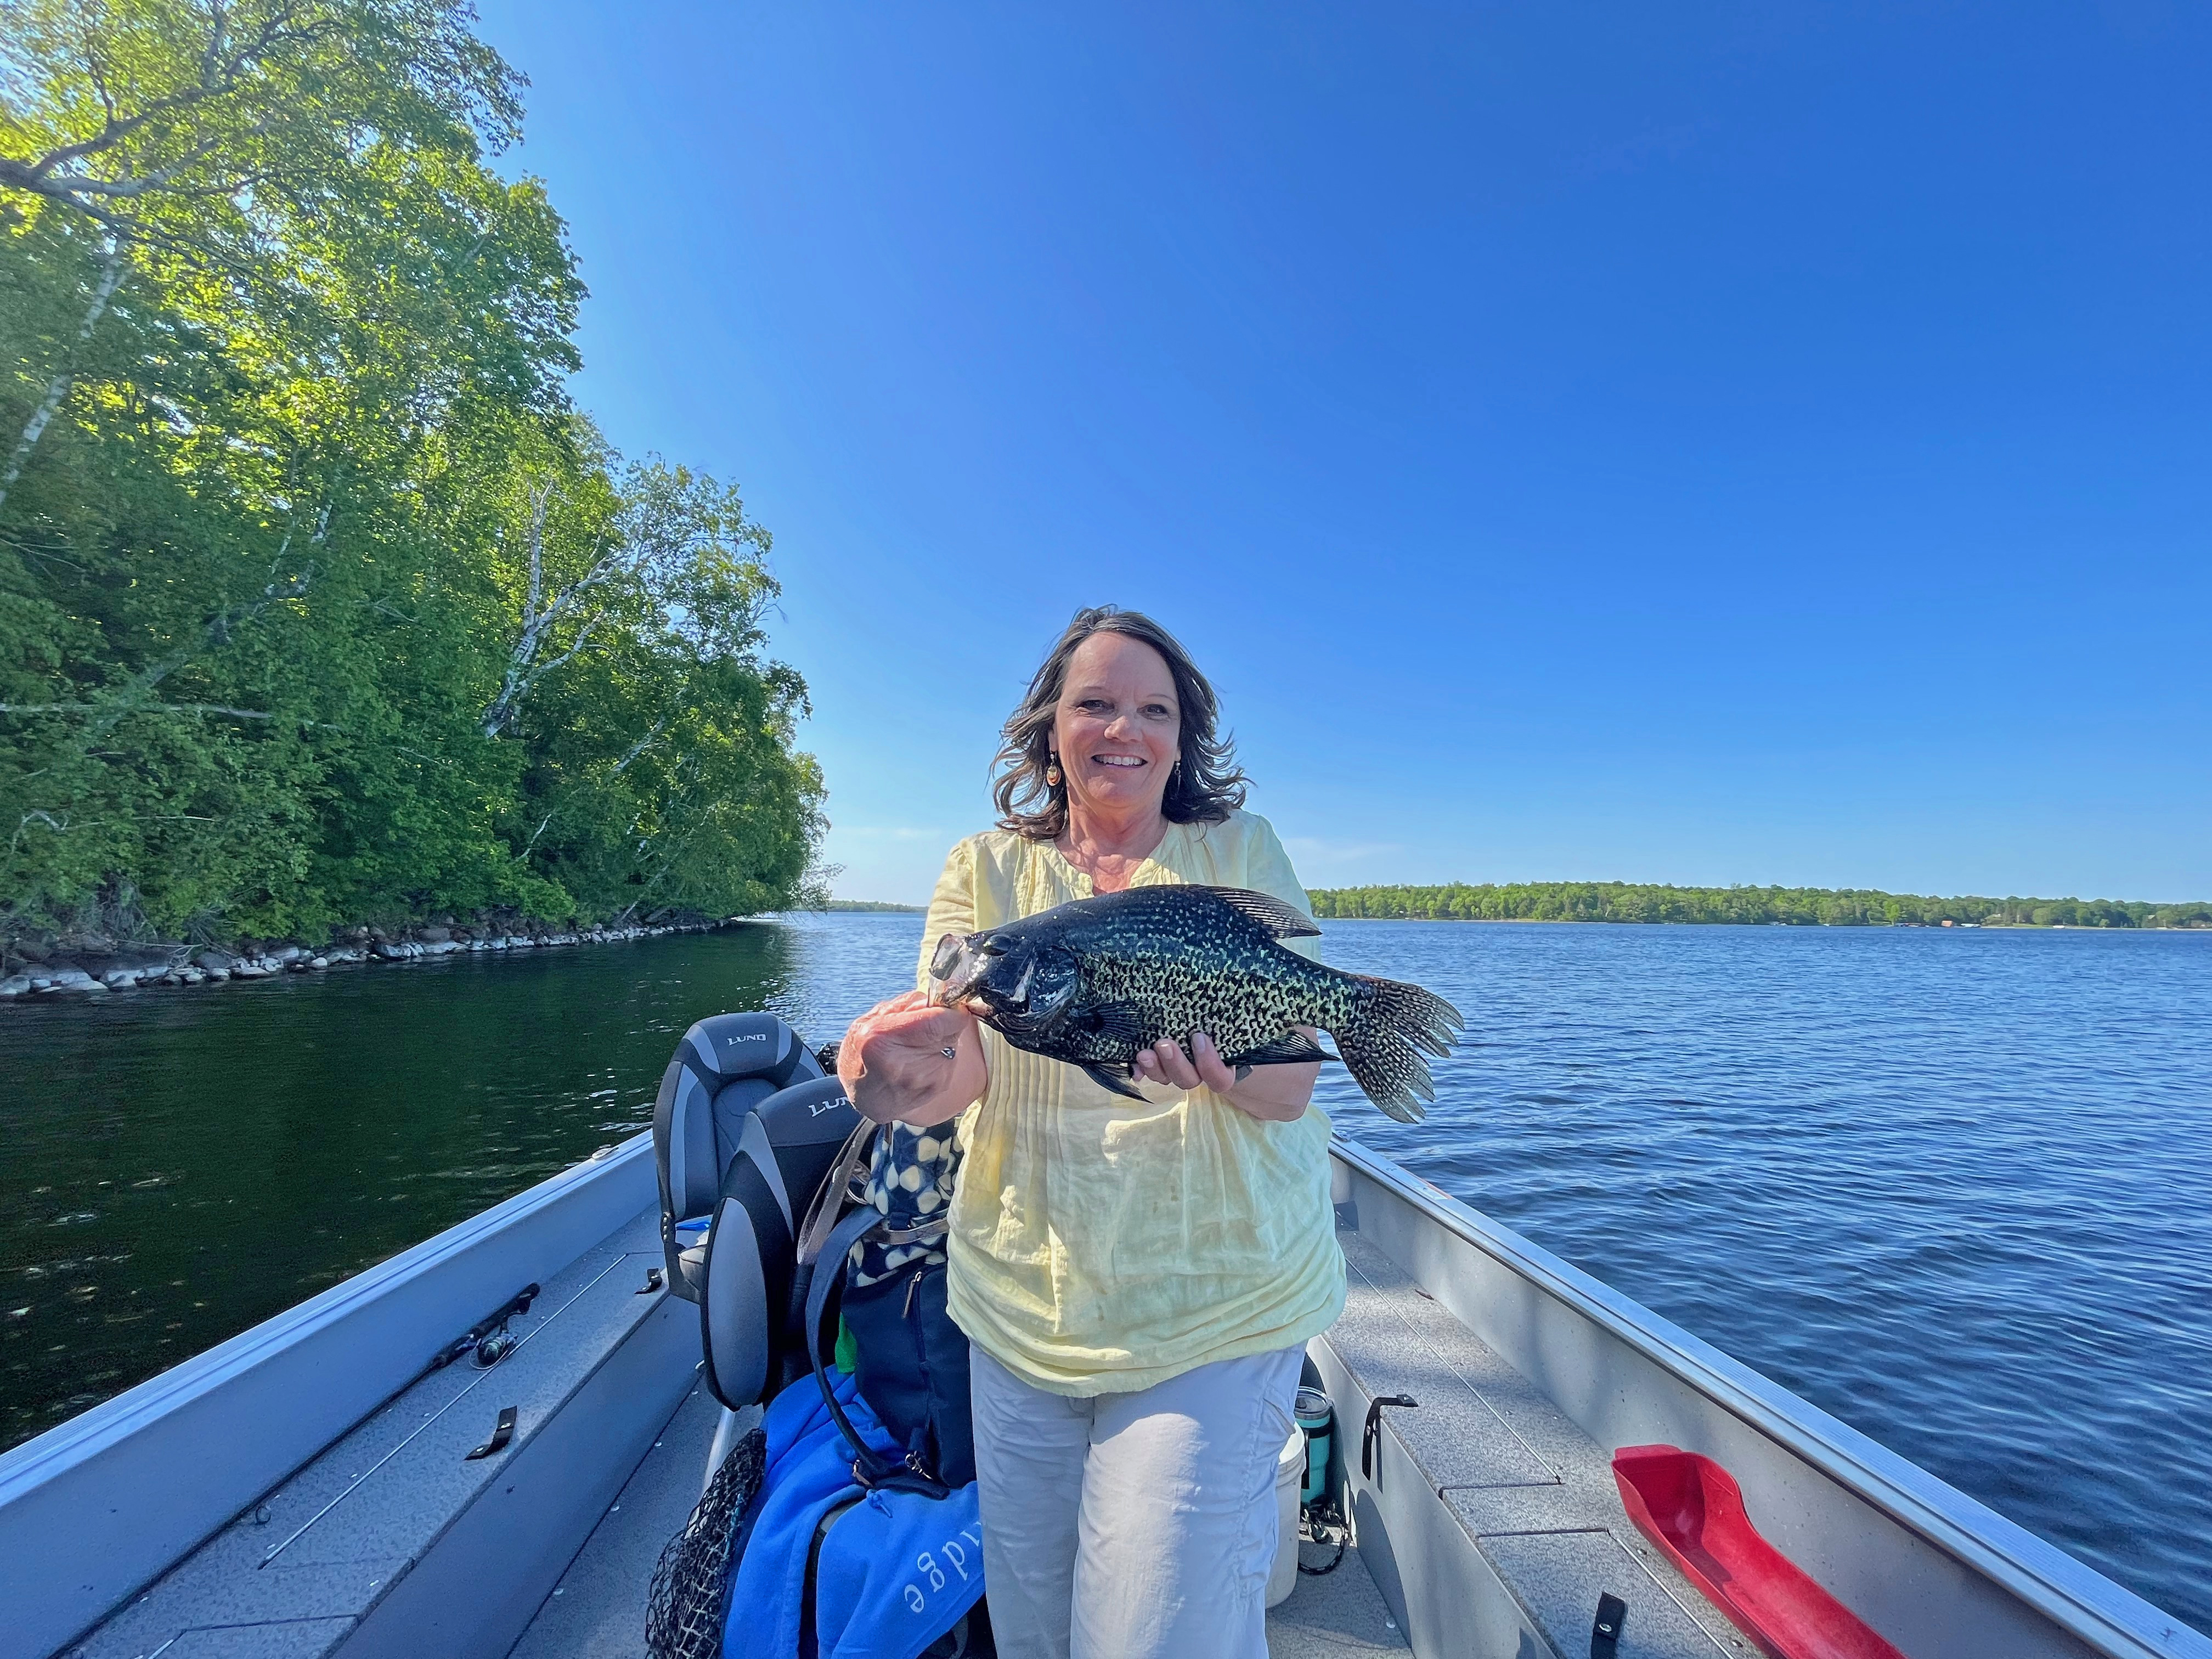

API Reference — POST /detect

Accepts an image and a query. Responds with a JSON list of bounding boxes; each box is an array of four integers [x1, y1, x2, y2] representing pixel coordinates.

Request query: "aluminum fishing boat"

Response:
[[1, 1012, 2203, 1659]]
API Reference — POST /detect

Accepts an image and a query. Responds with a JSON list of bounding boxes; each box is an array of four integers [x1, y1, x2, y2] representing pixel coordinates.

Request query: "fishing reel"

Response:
[[427, 1282, 540, 1373]]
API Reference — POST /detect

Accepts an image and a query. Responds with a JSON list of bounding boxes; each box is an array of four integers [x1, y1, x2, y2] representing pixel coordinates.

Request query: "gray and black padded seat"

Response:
[[650, 1012, 860, 1413]]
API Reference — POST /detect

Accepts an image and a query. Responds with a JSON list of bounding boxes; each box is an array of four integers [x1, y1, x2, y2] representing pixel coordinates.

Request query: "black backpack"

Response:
[[795, 1121, 975, 1495]]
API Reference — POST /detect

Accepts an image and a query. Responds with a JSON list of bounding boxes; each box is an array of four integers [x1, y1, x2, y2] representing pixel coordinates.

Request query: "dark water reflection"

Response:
[[0, 918, 905, 1451], [3, 913, 2208, 1631]]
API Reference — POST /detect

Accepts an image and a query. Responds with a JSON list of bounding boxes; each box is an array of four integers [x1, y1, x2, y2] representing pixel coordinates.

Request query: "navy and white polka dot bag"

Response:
[[848, 1120, 962, 1285]]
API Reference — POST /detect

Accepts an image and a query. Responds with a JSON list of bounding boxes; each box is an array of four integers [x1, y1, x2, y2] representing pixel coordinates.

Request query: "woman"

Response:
[[836, 606, 1343, 1659]]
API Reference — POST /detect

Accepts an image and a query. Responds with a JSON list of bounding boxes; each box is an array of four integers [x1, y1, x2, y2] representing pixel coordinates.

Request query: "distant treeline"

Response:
[[821, 900, 924, 913], [1306, 883, 2212, 929]]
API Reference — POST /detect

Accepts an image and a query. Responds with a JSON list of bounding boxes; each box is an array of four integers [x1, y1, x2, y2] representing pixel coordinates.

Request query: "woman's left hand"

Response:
[[1131, 1030, 1319, 1122]]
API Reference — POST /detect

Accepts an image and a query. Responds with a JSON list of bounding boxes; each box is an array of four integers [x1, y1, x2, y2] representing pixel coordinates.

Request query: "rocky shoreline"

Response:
[[0, 916, 732, 1002]]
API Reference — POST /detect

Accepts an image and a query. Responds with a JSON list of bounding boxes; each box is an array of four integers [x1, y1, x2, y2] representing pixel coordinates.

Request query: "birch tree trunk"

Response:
[[480, 481, 623, 737], [0, 240, 125, 514]]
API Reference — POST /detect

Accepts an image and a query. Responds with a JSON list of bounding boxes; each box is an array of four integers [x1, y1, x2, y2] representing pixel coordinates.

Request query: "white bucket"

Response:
[[1267, 1426, 1304, 1607]]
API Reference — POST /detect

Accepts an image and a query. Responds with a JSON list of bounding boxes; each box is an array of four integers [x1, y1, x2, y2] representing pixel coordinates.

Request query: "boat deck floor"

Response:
[[511, 1197, 1752, 1658], [510, 1381, 1409, 1658], [1312, 1218, 1751, 1659]]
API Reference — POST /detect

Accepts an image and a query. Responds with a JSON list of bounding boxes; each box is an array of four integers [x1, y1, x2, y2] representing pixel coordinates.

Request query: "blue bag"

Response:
[[724, 1370, 983, 1659]]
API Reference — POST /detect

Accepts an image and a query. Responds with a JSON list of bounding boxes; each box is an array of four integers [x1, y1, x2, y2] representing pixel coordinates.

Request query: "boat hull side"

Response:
[[1328, 1137, 2207, 1659], [333, 1293, 696, 1659], [0, 1136, 659, 1659]]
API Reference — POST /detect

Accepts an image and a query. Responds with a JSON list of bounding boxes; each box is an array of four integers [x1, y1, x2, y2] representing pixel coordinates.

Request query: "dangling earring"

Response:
[[1046, 754, 1063, 788]]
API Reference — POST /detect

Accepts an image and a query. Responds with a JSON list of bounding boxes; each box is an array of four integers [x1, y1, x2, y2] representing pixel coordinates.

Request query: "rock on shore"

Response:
[[0, 916, 731, 1001]]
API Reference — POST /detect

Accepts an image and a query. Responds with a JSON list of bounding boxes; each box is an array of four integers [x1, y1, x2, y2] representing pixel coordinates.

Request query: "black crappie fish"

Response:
[[927, 885, 1462, 1122]]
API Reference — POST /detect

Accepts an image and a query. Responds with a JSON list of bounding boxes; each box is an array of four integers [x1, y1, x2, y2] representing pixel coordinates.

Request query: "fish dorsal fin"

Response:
[[1203, 886, 1322, 940]]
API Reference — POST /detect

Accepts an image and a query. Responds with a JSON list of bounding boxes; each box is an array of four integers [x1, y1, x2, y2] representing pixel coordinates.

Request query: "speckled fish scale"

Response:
[[1055, 893, 1358, 1064], [931, 885, 1464, 1122]]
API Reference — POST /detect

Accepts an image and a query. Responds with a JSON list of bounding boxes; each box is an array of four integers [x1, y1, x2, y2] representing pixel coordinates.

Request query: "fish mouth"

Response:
[[928, 961, 991, 1015], [928, 932, 1024, 1017], [928, 934, 1074, 1032], [929, 978, 997, 1020], [927, 933, 979, 1009]]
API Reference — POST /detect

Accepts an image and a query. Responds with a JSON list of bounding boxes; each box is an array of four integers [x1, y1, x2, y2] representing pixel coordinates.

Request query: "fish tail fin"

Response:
[[1331, 975, 1464, 1124]]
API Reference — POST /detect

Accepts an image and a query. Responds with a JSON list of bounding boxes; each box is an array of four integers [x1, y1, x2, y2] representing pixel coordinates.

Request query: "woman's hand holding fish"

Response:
[[1131, 1029, 1319, 1123], [838, 991, 988, 1127]]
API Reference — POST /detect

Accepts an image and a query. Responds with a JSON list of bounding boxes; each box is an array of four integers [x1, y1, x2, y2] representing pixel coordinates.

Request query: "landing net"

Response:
[[645, 1425, 765, 1659]]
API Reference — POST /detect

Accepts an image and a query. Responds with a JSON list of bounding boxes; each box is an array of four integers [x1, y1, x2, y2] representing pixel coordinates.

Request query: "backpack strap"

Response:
[[804, 1201, 950, 1500], [797, 1117, 878, 1266], [777, 1116, 877, 1399], [797, 1496, 862, 1657]]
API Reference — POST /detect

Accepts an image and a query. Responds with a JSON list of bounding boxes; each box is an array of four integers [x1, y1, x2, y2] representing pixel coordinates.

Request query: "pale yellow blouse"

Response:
[[916, 809, 1346, 1396]]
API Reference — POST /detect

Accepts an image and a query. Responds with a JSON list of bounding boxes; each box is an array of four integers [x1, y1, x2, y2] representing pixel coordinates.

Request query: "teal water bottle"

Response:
[[1295, 1385, 1334, 1507]]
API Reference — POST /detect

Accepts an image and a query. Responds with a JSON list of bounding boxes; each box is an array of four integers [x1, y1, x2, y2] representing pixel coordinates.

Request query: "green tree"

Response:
[[1306, 882, 2206, 929], [1, 0, 825, 954]]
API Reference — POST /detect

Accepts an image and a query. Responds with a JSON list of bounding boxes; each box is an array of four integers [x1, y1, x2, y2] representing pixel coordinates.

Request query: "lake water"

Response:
[[3, 914, 2208, 1629]]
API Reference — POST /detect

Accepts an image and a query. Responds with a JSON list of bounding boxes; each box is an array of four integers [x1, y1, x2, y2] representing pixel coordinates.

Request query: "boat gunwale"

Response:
[[0, 1133, 653, 1495], [1329, 1133, 2209, 1659], [0, 1132, 659, 1659]]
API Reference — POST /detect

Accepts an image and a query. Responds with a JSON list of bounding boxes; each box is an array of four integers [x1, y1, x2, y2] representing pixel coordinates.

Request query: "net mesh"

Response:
[[645, 1425, 765, 1659]]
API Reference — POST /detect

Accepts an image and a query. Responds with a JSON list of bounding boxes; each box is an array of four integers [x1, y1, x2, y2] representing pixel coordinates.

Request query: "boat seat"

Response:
[[650, 1013, 861, 1411], [651, 1013, 826, 1301]]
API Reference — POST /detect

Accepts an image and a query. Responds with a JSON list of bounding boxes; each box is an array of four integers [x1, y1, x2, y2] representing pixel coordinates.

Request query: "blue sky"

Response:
[[472, 2, 2209, 905]]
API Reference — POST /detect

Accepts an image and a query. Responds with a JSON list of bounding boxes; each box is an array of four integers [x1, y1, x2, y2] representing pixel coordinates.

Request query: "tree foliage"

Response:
[[0, 0, 823, 946], [1307, 883, 2212, 929]]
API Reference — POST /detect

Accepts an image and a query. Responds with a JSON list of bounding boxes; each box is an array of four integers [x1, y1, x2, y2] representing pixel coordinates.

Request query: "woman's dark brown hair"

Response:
[[993, 606, 1248, 840]]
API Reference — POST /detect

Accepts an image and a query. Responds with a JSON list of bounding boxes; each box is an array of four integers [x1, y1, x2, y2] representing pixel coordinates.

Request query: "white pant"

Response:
[[968, 1344, 1305, 1659]]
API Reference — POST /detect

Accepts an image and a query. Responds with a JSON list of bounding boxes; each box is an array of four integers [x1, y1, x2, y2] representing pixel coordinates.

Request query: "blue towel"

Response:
[[725, 1372, 984, 1659]]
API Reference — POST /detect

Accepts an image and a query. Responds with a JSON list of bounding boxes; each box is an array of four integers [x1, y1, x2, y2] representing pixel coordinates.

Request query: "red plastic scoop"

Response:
[[1611, 1444, 1905, 1659]]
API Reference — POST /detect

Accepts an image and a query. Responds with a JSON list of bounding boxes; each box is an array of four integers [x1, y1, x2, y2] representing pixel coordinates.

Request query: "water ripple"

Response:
[[1312, 920, 2212, 1630]]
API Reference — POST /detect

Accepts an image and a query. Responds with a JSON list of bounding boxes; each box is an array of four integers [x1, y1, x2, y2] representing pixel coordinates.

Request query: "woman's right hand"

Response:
[[837, 991, 988, 1126]]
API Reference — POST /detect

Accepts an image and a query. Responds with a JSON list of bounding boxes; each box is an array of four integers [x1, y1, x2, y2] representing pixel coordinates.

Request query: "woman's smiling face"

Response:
[[1053, 631, 1182, 822]]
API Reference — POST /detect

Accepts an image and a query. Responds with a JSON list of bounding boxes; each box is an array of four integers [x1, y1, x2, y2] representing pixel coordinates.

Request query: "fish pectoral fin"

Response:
[[1230, 1032, 1336, 1068], [1201, 886, 1323, 940], [1084, 1000, 1150, 1047], [1079, 1061, 1149, 1101]]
